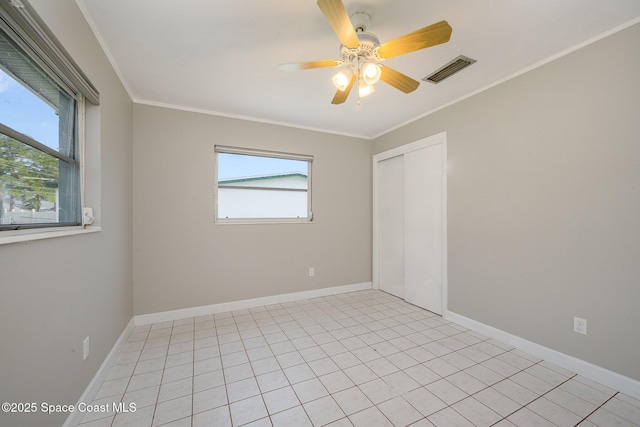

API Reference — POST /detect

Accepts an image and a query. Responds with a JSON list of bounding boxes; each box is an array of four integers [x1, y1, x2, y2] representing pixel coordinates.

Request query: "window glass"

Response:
[[0, 68, 61, 152], [0, 28, 79, 229], [215, 148, 312, 222], [0, 133, 59, 218]]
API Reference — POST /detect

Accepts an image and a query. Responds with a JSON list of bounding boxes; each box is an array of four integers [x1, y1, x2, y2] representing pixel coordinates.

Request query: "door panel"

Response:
[[374, 133, 446, 315], [403, 145, 443, 314], [378, 155, 404, 299]]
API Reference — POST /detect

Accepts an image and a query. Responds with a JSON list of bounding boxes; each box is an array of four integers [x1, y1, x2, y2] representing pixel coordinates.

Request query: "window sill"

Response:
[[0, 226, 101, 246], [214, 218, 313, 225]]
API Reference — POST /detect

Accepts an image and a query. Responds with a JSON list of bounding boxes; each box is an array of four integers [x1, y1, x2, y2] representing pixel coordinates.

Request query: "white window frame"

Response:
[[214, 145, 313, 225], [0, 0, 99, 244]]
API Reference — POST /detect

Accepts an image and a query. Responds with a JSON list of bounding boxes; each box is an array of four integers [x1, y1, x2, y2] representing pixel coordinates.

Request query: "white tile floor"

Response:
[[79, 290, 640, 427]]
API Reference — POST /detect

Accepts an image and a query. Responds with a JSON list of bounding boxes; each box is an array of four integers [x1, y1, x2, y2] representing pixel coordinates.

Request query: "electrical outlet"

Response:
[[83, 336, 90, 360], [309, 267, 315, 277], [573, 317, 587, 335]]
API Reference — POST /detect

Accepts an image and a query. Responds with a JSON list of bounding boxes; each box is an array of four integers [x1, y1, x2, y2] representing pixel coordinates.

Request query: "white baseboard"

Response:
[[63, 317, 135, 427], [444, 310, 640, 400], [134, 282, 373, 326]]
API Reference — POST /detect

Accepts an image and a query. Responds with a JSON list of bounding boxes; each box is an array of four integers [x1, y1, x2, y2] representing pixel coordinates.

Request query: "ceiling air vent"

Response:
[[423, 55, 476, 84]]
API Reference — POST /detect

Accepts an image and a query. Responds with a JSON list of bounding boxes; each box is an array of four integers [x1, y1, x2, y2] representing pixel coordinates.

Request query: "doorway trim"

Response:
[[372, 131, 448, 314]]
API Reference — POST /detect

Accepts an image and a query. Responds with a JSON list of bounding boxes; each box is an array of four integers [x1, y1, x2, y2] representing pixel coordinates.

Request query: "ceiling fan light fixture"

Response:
[[361, 62, 381, 85], [278, 0, 453, 105], [358, 81, 375, 98], [332, 69, 353, 91]]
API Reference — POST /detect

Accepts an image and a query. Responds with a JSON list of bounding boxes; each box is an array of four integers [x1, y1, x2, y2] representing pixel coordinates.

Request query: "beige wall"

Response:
[[0, 1, 134, 426], [374, 24, 640, 381], [132, 105, 372, 315], [2, 5, 638, 426]]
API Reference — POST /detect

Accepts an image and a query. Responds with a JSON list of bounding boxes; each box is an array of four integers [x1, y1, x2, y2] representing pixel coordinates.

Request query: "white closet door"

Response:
[[403, 144, 443, 314], [378, 155, 404, 299]]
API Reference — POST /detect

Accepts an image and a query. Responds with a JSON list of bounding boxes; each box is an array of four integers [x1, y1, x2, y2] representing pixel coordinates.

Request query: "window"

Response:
[[0, 0, 98, 232], [214, 146, 313, 223]]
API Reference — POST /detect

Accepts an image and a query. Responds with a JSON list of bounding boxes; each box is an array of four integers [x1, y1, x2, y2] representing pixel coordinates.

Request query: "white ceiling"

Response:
[[77, 0, 640, 139]]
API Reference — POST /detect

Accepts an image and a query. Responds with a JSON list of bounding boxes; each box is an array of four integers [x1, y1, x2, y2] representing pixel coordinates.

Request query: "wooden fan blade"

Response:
[[331, 73, 356, 104], [378, 20, 452, 59], [380, 66, 420, 93], [278, 60, 342, 72], [317, 0, 360, 49]]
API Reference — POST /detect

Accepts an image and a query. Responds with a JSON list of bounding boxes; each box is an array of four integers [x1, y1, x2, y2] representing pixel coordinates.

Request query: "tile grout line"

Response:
[[154, 321, 175, 427], [485, 365, 578, 427], [191, 318, 195, 427], [574, 391, 619, 427]]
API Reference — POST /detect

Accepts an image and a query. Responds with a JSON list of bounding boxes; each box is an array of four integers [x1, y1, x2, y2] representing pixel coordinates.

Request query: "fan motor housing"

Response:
[[340, 31, 381, 64]]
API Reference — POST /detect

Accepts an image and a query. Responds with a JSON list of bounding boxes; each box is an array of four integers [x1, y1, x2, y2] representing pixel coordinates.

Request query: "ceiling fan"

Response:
[[279, 0, 452, 104]]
